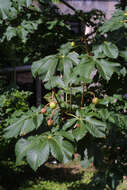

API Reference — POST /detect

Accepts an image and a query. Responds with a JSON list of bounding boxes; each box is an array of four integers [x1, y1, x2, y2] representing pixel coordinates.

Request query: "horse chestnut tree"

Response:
[[2, 4, 127, 190]]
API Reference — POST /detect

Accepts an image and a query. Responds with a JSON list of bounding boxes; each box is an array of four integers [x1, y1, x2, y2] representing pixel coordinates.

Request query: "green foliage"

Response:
[[4, 107, 43, 138], [1, 3, 127, 190], [0, 88, 31, 150], [99, 10, 125, 34], [0, 89, 31, 114], [0, 0, 73, 68], [14, 134, 74, 171]]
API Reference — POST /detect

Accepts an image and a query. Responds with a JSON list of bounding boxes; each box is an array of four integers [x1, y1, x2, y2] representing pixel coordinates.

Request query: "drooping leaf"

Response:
[[73, 59, 95, 83], [54, 76, 66, 89], [61, 140, 74, 163], [102, 42, 119, 59], [84, 116, 106, 138], [63, 118, 77, 130], [26, 138, 49, 171], [73, 121, 88, 141], [55, 136, 74, 163], [43, 60, 58, 82], [48, 136, 63, 162], [68, 52, 79, 65], [4, 108, 43, 138], [15, 134, 74, 171], [99, 10, 124, 34], [96, 59, 120, 81], [15, 136, 50, 171], [32, 55, 58, 81], [93, 45, 106, 58], [59, 42, 73, 55], [15, 138, 32, 164], [59, 130, 74, 142], [63, 57, 73, 80]]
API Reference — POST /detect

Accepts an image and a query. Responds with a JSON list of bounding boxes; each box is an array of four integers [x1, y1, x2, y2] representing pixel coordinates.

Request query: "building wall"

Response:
[[56, 0, 119, 35], [56, 0, 118, 19]]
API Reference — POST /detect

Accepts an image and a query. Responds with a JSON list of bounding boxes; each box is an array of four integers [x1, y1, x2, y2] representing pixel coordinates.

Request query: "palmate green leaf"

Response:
[[99, 94, 122, 105], [49, 136, 63, 162], [93, 45, 106, 58], [96, 59, 120, 81], [32, 43, 78, 83], [15, 135, 74, 171], [31, 58, 48, 78], [43, 60, 58, 82], [68, 52, 79, 65], [73, 58, 95, 83], [15, 136, 50, 171], [15, 138, 32, 164], [99, 10, 124, 34], [53, 76, 66, 89], [63, 57, 73, 80], [54, 136, 74, 163], [63, 118, 77, 130], [31, 55, 58, 80], [98, 109, 111, 121], [61, 140, 74, 163], [59, 42, 73, 55], [44, 75, 70, 89], [84, 116, 106, 138], [98, 109, 116, 124], [26, 138, 49, 171], [59, 53, 79, 81], [4, 108, 43, 138], [59, 130, 74, 142], [102, 42, 119, 59], [44, 76, 60, 89], [73, 121, 87, 141]]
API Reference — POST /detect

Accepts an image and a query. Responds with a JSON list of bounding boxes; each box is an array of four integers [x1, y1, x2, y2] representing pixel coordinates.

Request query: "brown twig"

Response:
[[53, 88, 62, 110], [81, 83, 85, 107], [50, 108, 59, 119], [83, 36, 91, 55]]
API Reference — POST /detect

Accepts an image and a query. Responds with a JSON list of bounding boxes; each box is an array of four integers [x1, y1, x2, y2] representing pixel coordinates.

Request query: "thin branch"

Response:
[[60, 0, 76, 12], [81, 83, 85, 107], [69, 86, 72, 111], [53, 88, 62, 110]]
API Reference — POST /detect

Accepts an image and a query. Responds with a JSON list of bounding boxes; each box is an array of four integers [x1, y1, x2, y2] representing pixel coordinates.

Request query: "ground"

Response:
[[0, 158, 127, 190]]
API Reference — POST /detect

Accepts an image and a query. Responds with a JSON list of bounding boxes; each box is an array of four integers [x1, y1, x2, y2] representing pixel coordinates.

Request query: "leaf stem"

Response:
[[84, 37, 90, 55], [69, 86, 72, 111], [65, 93, 68, 103], [50, 108, 59, 119], [65, 112, 79, 120], [53, 88, 62, 110], [81, 83, 85, 107]]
